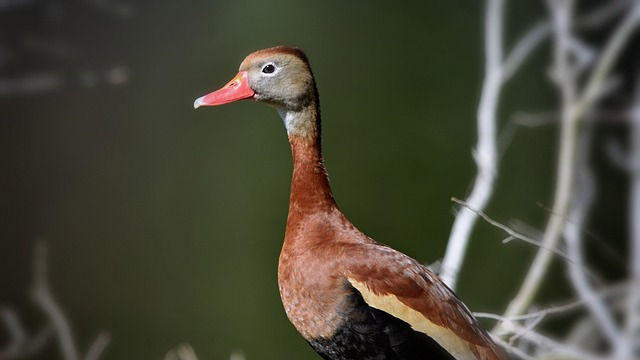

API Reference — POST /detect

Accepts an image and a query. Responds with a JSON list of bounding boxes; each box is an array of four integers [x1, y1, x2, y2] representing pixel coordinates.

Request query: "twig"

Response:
[[509, 323, 604, 360], [450, 197, 595, 278], [0, 309, 55, 359], [486, 316, 608, 359], [476, 281, 628, 324], [31, 243, 80, 360], [490, 335, 536, 360], [511, 110, 558, 128], [487, 314, 605, 360], [575, 0, 630, 29], [0, 309, 27, 357], [29, 242, 110, 360], [84, 333, 111, 360]]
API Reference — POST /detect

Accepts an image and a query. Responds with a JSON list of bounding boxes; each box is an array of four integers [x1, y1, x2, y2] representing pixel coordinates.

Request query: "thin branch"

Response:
[[479, 281, 629, 321], [573, 3, 640, 121], [0, 310, 55, 359], [440, 0, 503, 289], [563, 126, 623, 351], [501, 20, 549, 81], [499, 0, 578, 325], [31, 243, 80, 360], [575, 0, 630, 29], [84, 333, 111, 360], [494, 319, 604, 360], [508, 312, 546, 343], [451, 197, 595, 278], [490, 335, 536, 360], [501, 0, 628, 83], [30, 243, 110, 360], [0, 310, 27, 357], [512, 110, 558, 126]]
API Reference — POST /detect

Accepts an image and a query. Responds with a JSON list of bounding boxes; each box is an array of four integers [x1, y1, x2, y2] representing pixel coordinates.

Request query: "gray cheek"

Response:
[[248, 74, 265, 92]]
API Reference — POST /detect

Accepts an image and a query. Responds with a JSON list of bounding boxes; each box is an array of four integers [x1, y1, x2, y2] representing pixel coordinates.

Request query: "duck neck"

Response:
[[280, 104, 337, 218]]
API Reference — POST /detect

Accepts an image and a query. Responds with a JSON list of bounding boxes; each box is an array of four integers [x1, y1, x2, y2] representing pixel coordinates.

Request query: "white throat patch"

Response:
[[278, 108, 315, 137]]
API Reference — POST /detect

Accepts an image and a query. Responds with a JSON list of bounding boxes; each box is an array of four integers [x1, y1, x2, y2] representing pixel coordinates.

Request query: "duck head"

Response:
[[194, 46, 318, 113]]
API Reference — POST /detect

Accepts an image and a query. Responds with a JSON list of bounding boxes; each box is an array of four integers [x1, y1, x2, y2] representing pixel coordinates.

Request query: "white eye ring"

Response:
[[261, 62, 278, 76]]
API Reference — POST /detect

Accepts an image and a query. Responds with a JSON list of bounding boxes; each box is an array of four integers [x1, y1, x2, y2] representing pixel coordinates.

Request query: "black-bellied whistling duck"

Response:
[[194, 46, 509, 360]]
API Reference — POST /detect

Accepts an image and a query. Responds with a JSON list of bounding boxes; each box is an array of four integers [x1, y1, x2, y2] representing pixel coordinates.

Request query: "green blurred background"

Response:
[[2, 1, 627, 359]]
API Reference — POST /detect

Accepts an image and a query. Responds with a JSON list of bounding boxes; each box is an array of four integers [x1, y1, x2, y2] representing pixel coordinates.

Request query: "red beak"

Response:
[[194, 71, 255, 108]]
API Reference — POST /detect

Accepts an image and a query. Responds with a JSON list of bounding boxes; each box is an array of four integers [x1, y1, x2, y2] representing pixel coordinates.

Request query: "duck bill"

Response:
[[194, 71, 255, 108]]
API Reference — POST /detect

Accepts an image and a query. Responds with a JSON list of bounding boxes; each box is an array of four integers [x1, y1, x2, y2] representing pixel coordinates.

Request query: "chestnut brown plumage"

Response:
[[194, 46, 510, 360]]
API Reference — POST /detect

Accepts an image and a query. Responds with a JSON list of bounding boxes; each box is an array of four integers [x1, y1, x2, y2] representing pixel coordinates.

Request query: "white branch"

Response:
[[501, 20, 549, 81], [84, 333, 111, 360], [564, 126, 623, 352], [440, 0, 504, 289]]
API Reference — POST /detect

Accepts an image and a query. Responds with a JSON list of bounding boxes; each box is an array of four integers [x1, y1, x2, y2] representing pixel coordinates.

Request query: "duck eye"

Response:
[[262, 64, 276, 74]]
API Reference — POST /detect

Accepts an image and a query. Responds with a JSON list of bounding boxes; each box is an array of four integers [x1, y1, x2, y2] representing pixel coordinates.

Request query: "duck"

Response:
[[194, 46, 509, 360]]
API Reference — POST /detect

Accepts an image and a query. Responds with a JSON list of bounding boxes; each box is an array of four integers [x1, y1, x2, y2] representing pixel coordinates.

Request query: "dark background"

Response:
[[3, 1, 624, 359]]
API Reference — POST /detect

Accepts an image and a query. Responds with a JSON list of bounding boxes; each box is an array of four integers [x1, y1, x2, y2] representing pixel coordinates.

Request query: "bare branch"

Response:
[[441, 0, 627, 290]]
